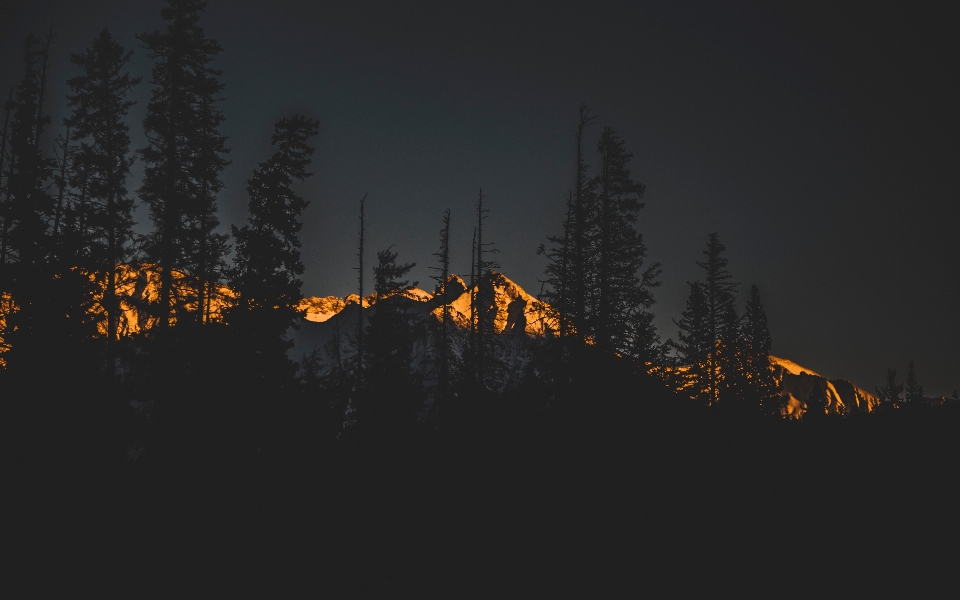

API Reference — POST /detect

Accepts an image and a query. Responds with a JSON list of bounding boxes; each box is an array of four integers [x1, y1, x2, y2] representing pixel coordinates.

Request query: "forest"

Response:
[[2, 1, 957, 595]]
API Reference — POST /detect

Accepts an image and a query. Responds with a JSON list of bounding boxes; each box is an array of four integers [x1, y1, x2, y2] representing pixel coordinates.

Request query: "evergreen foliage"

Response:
[[228, 115, 318, 352], [903, 360, 924, 404], [877, 368, 904, 406], [695, 232, 739, 405], [355, 247, 421, 435], [592, 126, 660, 358], [672, 281, 710, 401], [540, 107, 661, 391], [741, 284, 779, 415], [138, 0, 228, 328], [2, 34, 54, 270], [64, 28, 140, 350]]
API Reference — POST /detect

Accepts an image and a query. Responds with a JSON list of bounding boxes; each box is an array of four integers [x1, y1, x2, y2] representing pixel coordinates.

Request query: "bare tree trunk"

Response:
[[52, 124, 70, 241], [355, 193, 366, 391], [434, 208, 451, 428], [0, 88, 13, 269], [468, 226, 476, 384]]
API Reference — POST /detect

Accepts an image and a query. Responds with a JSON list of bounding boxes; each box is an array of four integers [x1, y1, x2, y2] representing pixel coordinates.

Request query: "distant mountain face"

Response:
[[0, 263, 887, 417], [292, 276, 884, 417], [290, 272, 557, 395], [771, 356, 881, 417], [297, 272, 556, 336]]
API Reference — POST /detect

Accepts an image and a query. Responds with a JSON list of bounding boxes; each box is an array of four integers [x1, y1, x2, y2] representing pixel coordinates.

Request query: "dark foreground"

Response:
[[5, 381, 960, 597]]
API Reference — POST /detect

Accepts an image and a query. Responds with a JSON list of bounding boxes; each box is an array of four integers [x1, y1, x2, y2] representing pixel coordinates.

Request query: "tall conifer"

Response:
[[696, 233, 738, 405], [592, 126, 660, 357], [741, 284, 778, 414], [358, 247, 420, 434], [65, 28, 140, 355], [138, 0, 227, 328], [877, 368, 903, 406], [2, 35, 54, 271], [229, 115, 318, 348], [673, 281, 710, 401], [903, 360, 924, 404]]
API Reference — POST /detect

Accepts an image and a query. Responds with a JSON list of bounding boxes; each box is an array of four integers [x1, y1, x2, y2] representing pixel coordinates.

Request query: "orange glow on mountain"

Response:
[[83, 264, 236, 336], [0, 264, 237, 359], [0, 291, 16, 368]]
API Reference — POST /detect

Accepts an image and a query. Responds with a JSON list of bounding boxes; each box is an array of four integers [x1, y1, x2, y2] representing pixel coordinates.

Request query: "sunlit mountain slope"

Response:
[[771, 356, 881, 417], [0, 264, 885, 419]]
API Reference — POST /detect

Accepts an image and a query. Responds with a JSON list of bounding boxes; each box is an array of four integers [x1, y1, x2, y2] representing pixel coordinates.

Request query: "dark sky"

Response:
[[2, 1, 957, 395]]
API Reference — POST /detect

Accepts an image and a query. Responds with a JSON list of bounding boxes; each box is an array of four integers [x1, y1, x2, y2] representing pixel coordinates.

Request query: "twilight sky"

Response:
[[1, 0, 957, 394]]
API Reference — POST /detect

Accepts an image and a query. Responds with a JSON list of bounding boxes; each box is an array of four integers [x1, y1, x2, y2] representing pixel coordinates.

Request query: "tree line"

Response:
[[2, 1, 954, 474]]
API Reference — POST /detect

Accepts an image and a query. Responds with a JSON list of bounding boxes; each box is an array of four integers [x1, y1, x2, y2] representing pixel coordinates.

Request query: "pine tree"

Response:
[[1, 32, 104, 441], [2, 34, 54, 271], [0, 33, 90, 368], [877, 368, 904, 407], [64, 28, 140, 357], [903, 360, 924, 404], [229, 115, 318, 349], [741, 284, 779, 415], [186, 89, 229, 324], [138, 0, 228, 329], [541, 111, 661, 369], [225, 115, 317, 452], [673, 281, 710, 401], [358, 246, 420, 434], [695, 233, 739, 405], [592, 126, 660, 357]]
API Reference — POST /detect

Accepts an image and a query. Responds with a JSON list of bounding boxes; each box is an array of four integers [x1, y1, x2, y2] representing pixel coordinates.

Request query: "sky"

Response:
[[1, 0, 957, 395]]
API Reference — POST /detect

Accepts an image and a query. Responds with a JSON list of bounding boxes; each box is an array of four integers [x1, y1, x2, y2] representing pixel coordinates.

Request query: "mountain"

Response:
[[290, 272, 556, 396], [297, 272, 555, 335], [771, 356, 881, 417], [0, 263, 888, 418], [293, 276, 884, 418]]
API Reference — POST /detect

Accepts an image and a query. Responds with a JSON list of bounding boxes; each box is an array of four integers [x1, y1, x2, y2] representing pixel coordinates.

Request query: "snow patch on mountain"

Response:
[[771, 356, 881, 418]]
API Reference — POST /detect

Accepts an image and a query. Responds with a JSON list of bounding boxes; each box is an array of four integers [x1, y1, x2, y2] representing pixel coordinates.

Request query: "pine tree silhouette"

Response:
[[2, 34, 54, 271], [877, 368, 904, 407], [741, 284, 779, 415], [229, 115, 318, 345], [695, 233, 739, 406], [0, 32, 97, 373], [356, 247, 421, 437], [64, 28, 140, 365], [592, 125, 660, 358], [138, 0, 228, 329], [223, 114, 318, 454], [673, 281, 710, 402], [903, 360, 924, 404]]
